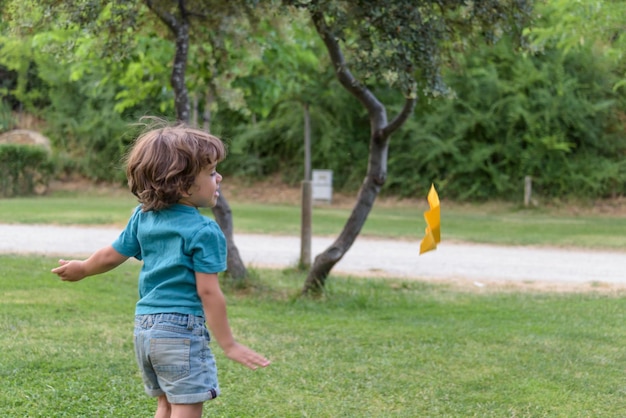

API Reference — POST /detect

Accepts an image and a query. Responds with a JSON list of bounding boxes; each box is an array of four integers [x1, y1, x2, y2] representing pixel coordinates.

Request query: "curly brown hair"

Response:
[[125, 120, 226, 211]]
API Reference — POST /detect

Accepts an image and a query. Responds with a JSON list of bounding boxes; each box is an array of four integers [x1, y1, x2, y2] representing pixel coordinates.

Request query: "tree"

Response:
[[143, 0, 263, 280], [0, 0, 256, 279], [286, 0, 533, 295]]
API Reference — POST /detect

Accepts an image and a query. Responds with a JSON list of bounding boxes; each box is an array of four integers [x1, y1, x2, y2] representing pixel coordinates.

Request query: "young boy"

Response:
[[51, 120, 270, 418]]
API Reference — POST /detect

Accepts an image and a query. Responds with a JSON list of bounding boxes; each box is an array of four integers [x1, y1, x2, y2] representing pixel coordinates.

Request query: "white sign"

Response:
[[312, 169, 333, 202]]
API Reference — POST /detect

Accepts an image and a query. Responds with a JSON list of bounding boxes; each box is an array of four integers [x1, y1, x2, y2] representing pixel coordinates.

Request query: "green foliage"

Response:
[[41, 69, 137, 182], [0, 144, 53, 197], [112, 34, 175, 115], [528, 0, 626, 69], [219, 82, 371, 190], [0, 99, 15, 132], [385, 36, 626, 201], [213, 15, 373, 190], [289, 0, 532, 96], [2, 0, 625, 201], [0, 1, 169, 182], [229, 12, 326, 118], [0, 35, 50, 111]]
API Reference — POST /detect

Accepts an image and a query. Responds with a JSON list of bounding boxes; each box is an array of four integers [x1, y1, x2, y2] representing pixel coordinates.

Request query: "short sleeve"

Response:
[[189, 221, 227, 273], [112, 205, 143, 260]]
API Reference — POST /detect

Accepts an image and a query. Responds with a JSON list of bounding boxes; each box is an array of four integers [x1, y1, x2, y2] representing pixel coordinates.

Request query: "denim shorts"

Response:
[[133, 313, 219, 404]]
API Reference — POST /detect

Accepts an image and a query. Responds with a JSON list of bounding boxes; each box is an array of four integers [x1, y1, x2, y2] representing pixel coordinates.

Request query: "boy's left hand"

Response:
[[223, 342, 271, 370]]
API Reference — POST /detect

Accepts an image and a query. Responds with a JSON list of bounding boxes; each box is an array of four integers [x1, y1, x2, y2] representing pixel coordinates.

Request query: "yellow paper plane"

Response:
[[419, 184, 440, 255]]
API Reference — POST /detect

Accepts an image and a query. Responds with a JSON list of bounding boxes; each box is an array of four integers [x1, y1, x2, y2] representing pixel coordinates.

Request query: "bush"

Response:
[[42, 78, 137, 183], [0, 144, 53, 197], [0, 100, 15, 133], [385, 37, 626, 201]]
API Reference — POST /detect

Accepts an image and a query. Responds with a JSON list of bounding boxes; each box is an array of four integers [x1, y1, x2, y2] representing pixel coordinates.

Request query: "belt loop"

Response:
[[187, 314, 194, 330]]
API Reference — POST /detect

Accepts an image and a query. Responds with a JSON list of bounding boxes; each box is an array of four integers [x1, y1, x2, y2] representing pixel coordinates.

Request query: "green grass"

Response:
[[2, 191, 626, 250], [443, 208, 626, 249], [2, 255, 626, 416], [0, 194, 138, 225]]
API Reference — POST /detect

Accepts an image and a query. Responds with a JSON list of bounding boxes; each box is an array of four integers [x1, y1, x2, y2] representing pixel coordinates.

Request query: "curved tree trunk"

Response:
[[206, 91, 247, 279], [302, 136, 389, 294], [147, 0, 248, 280], [302, 12, 416, 295], [146, 0, 190, 122], [212, 193, 248, 279]]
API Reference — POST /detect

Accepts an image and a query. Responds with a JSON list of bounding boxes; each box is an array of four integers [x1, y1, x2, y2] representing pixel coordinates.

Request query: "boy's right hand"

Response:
[[51, 259, 87, 282]]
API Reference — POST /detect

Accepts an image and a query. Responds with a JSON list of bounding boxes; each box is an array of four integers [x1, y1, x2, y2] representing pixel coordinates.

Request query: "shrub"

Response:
[[385, 37, 626, 201], [0, 100, 15, 133], [0, 144, 53, 197]]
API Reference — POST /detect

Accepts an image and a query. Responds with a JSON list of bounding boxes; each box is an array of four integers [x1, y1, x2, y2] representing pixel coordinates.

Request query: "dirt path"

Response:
[[3, 223, 626, 292]]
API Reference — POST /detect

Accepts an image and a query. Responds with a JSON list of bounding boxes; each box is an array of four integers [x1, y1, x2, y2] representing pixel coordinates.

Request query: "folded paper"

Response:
[[419, 184, 440, 255]]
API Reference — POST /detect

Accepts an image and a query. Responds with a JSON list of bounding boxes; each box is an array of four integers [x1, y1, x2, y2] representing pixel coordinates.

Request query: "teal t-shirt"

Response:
[[112, 204, 227, 316]]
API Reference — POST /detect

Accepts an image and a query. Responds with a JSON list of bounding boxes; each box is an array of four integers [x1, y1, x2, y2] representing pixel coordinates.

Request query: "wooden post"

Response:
[[300, 103, 312, 268], [524, 176, 532, 207], [301, 180, 312, 268]]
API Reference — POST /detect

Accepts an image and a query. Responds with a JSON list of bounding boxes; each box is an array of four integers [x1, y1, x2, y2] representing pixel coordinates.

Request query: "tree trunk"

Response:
[[148, 1, 248, 280], [212, 193, 248, 279], [302, 12, 416, 295], [203, 88, 212, 132], [146, 0, 191, 123], [302, 132, 388, 294], [191, 94, 198, 127], [205, 89, 248, 279]]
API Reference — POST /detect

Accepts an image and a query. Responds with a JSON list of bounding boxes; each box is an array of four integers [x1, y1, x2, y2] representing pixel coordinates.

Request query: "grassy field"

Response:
[[2, 185, 626, 416], [2, 255, 626, 417]]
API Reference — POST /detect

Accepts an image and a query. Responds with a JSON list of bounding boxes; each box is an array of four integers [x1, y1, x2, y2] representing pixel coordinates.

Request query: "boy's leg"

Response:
[[154, 394, 203, 418], [154, 395, 171, 418], [170, 402, 203, 418]]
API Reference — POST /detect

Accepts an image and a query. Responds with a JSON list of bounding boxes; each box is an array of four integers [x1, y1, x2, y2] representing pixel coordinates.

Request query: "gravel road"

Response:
[[2, 223, 625, 288]]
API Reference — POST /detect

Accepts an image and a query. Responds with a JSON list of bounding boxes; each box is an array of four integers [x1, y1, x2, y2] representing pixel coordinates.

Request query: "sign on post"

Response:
[[312, 169, 333, 203]]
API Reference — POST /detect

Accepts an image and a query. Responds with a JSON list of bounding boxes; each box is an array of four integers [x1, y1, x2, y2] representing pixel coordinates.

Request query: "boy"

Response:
[[52, 120, 269, 418]]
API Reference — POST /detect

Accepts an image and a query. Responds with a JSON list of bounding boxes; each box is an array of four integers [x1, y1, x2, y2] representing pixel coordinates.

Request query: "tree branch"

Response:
[[383, 95, 417, 137], [310, 11, 384, 120], [145, 0, 178, 31]]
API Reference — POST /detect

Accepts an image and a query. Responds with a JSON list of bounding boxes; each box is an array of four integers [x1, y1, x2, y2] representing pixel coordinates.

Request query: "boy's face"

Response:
[[180, 164, 222, 208]]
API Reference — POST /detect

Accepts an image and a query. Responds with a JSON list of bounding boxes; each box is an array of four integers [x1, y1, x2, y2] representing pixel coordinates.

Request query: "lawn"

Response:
[[2, 185, 626, 416], [2, 255, 626, 417]]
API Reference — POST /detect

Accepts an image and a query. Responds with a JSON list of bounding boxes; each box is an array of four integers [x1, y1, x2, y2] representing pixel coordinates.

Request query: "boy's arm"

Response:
[[51, 245, 129, 282], [196, 272, 270, 370]]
